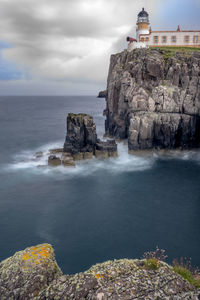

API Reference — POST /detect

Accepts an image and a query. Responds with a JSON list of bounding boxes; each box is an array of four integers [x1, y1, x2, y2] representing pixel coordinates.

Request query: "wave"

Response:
[[3, 142, 200, 177], [3, 141, 154, 176]]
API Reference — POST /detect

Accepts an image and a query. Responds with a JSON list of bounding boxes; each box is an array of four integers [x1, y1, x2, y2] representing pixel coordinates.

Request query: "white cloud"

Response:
[[0, 0, 158, 86]]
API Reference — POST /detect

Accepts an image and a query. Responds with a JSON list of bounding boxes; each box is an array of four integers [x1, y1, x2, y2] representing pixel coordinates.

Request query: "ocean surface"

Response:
[[0, 95, 200, 274]]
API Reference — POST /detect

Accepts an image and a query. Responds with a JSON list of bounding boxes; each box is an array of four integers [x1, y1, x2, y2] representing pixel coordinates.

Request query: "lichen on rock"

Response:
[[0, 244, 62, 300], [1, 244, 200, 299]]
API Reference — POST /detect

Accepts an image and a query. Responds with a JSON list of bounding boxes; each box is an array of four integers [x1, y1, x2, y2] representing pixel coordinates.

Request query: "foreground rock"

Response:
[[105, 48, 200, 150], [64, 113, 118, 159], [0, 244, 62, 300], [0, 244, 200, 300]]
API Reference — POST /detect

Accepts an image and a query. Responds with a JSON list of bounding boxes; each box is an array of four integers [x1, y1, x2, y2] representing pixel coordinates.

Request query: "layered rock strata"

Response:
[[0, 244, 200, 300], [63, 113, 117, 159], [105, 49, 200, 150]]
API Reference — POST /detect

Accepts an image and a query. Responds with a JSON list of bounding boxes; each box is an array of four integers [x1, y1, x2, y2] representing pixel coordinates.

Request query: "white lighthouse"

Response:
[[127, 8, 200, 50], [136, 8, 150, 41], [127, 8, 149, 50]]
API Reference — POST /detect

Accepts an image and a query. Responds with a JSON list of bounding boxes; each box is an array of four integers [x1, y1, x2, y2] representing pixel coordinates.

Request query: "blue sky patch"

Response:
[[0, 40, 23, 80]]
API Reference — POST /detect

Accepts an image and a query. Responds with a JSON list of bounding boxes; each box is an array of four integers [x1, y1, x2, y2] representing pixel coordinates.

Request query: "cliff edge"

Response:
[[0, 244, 200, 299], [104, 48, 200, 150]]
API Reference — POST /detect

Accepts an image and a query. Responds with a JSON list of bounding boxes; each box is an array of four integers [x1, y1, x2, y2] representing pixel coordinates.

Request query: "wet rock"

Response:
[[0, 244, 62, 300], [35, 152, 43, 158], [95, 139, 118, 158], [105, 48, 200, 150], [61, 153, 75, 167], [49, 148, 63, 154], [64, 113, 97, 156], [48, 155, 61, 167]]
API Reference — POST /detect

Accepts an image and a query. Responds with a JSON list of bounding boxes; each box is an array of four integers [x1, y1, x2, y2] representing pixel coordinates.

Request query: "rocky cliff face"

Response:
[[105, 49, 200, 150], [63, 113, 117, 160], [0, 244, 200, 300]]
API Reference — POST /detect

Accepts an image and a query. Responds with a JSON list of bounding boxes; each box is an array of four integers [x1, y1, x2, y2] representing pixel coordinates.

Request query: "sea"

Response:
[[0, 95, 199, 274]]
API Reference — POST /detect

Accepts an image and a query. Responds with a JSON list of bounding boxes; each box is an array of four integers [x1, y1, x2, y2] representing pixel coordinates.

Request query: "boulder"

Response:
[[48, 155, 61, 167], [61, 153, 75, 167], [0, 244, 62, 300]]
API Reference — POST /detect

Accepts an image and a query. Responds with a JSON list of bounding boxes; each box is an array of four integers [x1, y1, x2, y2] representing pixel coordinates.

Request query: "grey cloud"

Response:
[[0, 0, 158, 83]]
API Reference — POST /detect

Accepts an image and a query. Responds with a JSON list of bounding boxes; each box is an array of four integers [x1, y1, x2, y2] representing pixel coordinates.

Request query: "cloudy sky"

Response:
[[0, 0, 199, 95]]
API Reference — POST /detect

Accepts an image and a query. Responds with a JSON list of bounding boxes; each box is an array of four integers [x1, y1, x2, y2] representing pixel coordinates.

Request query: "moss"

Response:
[[149, 47, 200, 62], [173, 266, 200, 289]]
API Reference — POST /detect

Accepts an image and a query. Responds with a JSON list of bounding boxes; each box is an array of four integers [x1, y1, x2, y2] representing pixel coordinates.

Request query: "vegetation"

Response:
[[149, 46, 200, 61], [142, 247, 167, 271], [173, 258, 200, 289]]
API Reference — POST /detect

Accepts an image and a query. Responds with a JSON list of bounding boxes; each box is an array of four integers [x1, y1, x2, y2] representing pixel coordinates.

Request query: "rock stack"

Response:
[[47, 113, 118, 167], [63, 113, 117, 160]]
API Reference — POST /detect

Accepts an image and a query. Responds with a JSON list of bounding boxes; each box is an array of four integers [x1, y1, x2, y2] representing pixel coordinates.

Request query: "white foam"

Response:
[[4, 141, 200, 177], [3, 141, 155, 177]]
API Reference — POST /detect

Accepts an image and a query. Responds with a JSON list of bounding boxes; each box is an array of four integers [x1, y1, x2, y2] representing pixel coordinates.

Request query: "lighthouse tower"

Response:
[[136, 8, 150, 41]]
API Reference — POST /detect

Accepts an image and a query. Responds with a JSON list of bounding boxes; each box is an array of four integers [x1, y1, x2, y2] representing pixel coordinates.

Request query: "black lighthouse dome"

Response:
[[137, 8, 149, 24]]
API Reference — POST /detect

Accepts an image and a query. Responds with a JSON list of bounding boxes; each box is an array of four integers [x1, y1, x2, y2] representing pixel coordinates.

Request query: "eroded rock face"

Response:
[[63, 113, 118, 159], [1, 244, 200, 300], [64, 113, 97, 156], [105, 49, 200, 150], [95, 139, 118, 158], [0, 244, 62, 300], [48, 155, 61, 167]]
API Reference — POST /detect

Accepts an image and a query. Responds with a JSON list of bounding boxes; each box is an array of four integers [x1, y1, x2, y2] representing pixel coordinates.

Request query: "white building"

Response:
[[127, 8, 200, 51]]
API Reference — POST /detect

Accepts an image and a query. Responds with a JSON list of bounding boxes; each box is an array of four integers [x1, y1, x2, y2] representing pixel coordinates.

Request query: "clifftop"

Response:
[[105, 48, 200, 150], [0, 244, 200, 299]]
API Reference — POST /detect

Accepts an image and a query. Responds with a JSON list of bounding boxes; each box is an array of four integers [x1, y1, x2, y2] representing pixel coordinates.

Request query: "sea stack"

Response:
[[63, 113, 117, 159]]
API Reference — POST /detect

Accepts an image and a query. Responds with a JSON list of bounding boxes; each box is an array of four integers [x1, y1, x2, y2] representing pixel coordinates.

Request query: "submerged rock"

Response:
[[0, 244, 200, 300], [105, 48, 200, 150], [35, 152, 43, 159]]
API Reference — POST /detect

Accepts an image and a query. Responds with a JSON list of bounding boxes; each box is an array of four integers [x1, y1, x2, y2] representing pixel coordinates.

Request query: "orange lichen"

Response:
[[95, 273, 104, 279], [21, 244, 53, 265]]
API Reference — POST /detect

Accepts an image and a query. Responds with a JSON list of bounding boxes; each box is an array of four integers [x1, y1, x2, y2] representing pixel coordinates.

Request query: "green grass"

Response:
[[144, 258, 160, 270], [173, 265, 200, 289], [149, 46, 200, 60]]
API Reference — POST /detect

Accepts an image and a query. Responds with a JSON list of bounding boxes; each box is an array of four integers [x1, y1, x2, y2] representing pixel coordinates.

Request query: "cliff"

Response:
[[0, 244, 200, 299], [104, 48, 200, 150]]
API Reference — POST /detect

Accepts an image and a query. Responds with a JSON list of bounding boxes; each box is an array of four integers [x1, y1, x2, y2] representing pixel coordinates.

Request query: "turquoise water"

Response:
[[0, 96, 199, 274]]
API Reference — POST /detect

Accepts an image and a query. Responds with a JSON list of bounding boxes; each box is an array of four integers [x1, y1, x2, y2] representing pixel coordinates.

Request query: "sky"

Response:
[[0, 0, 199, 95]]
